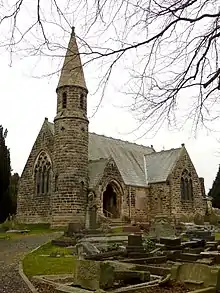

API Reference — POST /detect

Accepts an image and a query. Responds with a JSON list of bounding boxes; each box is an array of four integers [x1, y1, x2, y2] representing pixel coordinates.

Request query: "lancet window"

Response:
[[80, 93, 84, 109], [34, 152, 52, 195], [180, 169, 193, 201], [62, 92, 67, 109]]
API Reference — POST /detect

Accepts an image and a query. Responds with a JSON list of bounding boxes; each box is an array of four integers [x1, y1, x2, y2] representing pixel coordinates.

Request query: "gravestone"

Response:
[[186, 230, 215, 241], [149, 215, 175, 240], [75, 242, 100, 259], [86, 192, 98, 230], [128, 235, 143, 246], [127, 235, 145, 254], [172, 262, 220, 291], [66, 223, 83, 236], [73, 259, 114, 290]]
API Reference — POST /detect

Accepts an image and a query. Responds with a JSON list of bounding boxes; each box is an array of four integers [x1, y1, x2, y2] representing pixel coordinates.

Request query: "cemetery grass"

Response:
[[23, 241, 76, 278], [0, 223, 63, 240]]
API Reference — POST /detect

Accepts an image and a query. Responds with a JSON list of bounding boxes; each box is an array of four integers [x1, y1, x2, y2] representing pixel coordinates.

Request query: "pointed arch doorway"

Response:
[[103, 182, 121, 218]]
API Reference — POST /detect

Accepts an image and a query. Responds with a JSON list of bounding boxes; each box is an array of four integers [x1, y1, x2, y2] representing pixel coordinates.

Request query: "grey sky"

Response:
[[0, 1, 219, 194], [0, 47, 218, 193]]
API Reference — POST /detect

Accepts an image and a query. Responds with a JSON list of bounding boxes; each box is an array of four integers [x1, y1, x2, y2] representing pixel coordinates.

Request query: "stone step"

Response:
[[110, 219, 125, 226]]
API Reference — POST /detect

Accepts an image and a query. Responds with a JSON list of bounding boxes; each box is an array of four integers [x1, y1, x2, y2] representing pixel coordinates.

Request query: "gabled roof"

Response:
[[88, 158, 109, 188], [47, 120, 55, 135], [45, 120, 183, 186], [57, 27, 87, 91], [88, 132, 154, 186], [144, 148, 183, 183]]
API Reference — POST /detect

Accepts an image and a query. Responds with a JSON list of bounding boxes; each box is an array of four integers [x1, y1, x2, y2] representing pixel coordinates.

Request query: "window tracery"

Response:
[[180, 169, 193, 201], [34, 152, 52, 195]]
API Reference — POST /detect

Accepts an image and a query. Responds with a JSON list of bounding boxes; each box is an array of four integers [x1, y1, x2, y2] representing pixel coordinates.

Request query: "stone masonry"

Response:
[[16, 28, 207, 228]]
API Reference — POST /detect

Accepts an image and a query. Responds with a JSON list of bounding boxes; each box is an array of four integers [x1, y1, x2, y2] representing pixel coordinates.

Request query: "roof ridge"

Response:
[[89, 158, 109, 163], [146, 147, 182, 155], [42, 121, 154, 152], [89, 132, 153, 150]]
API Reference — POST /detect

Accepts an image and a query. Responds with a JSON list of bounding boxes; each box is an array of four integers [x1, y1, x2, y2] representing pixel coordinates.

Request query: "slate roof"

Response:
[[88, 158, 109, 188], [144, 148, 182, 183], [45, 120, 183, 187], [88, 132, 154, 187]]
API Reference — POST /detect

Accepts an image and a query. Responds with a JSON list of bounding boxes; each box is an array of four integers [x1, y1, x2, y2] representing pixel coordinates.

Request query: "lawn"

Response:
[[215, 232, 220, 240], [0, 222, 63, 240], [21, 232, 220, 278], [23, 241, 76, 278]]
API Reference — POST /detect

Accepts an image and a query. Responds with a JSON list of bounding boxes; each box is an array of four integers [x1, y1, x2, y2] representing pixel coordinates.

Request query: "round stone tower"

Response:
[[51, 27, 89, 228]]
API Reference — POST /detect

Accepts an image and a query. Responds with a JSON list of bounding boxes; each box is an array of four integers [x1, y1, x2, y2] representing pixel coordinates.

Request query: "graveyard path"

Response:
[[0, 232, 61, 293]]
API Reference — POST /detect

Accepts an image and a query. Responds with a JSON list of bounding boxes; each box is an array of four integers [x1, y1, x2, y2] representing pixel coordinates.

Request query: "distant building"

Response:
[[16, 28, 206, 227]]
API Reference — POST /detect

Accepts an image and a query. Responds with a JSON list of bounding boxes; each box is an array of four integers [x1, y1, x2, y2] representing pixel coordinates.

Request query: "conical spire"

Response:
[[57, 27, 87, 91]]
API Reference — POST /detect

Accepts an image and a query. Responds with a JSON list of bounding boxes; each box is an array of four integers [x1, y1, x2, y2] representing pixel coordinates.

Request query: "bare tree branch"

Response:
[[0, 0, 220, 135]]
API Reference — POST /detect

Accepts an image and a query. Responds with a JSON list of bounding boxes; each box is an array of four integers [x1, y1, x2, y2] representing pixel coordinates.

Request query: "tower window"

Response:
[[80, 181, 84, 196], [80, 94, 84, 109], [62, 92, 67, 109]]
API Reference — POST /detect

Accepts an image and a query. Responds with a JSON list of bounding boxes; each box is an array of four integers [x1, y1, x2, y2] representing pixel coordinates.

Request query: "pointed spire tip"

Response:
[[71, 26, 75, 36], [56, 27, 87, 91]]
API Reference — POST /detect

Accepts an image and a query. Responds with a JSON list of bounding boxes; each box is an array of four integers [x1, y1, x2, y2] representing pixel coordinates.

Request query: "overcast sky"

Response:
[[0, 1, 219, 193], [0, 45, 219, 194]]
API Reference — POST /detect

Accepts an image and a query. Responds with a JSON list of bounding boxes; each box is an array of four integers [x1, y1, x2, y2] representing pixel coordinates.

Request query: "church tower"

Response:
[[51, 27, 89, 227]]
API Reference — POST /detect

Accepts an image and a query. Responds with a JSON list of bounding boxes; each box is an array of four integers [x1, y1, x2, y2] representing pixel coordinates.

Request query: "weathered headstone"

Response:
[[86, 192, 98, 230], [66, 223, 83, 236], [128, 235, 143, 246], [127, 235, 145, 253], [73, 259, 114, 290], [186, 230, 215, 241], [149, 215, 175, 240], [75, 242, 100, 259], [172, 262, 220, 291]]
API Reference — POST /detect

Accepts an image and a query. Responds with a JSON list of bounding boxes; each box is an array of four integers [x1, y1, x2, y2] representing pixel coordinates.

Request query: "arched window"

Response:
[[62, 92, 67, 109], [180, 169, 193, 201], [180, 177, 185, 200], [80, 93, 84, 109], [34, 152, 52, 195]]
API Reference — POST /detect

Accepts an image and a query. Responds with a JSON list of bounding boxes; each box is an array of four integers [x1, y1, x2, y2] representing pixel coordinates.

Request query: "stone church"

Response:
[[16, 28, 206, 228]]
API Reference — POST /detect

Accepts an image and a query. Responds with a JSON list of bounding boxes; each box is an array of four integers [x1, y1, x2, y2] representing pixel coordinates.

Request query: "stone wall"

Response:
[[16, 119, 54, 224], [169, 147, 206, 221], [149, 182, 171, 219], [133, 187, 150, 222], [92, 158, 126, 219], [51, 85, 89, 228], [126, 147, 206, 224]]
